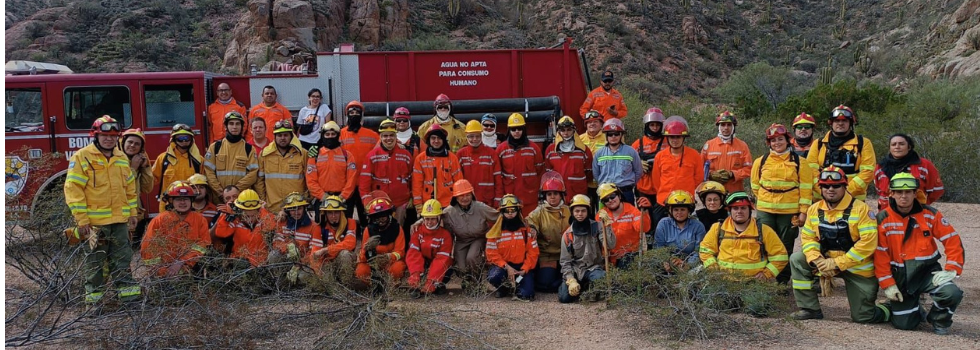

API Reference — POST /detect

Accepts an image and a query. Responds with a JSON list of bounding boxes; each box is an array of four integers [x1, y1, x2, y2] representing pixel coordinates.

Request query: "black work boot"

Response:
[[790, 308, 824, 320]]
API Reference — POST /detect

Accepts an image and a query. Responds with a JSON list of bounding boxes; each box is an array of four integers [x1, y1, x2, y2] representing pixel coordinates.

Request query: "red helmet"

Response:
[[817, 165, 848, 186], [602, 118, 625, 132], [715, 111, 737, 126], [662, 117, 689, 137], [433, 93, 452, 108], [393, 107, 411, 120], [165, 181, 196, 199], [90, 115, 121, 137], [830, 105, 856, 125], [367, 197, 394, 216], [793, 112, 816, 126], [540, 177, 565, 192], [424, 123, 448, 140], [643, 108, 666, 124], [765, 123, 790, 143]]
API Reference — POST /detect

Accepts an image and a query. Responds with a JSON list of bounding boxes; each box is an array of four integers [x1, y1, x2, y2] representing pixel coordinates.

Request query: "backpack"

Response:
[[717, 219, 767, 262], [757, 151, 801, 193], [816, 135, 865, 167]]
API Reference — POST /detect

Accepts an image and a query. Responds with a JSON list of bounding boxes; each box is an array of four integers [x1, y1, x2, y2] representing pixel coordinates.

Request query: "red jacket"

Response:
[[456, 144, 504, 205], [214, 209, 274, 267], [360, 145, 414, 206], [273, 217, 322, 265], [873, 158, 944, 210], [486, 226, 539, 272], [875, 204, 964, 290], [497, 141, 544, 216], [544, 143, 593, 203], [406, 225, 454, 281], [141, 211, 211, 276]]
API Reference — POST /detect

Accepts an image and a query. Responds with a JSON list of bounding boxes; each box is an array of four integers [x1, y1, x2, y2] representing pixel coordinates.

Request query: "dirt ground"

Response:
[[6, 202, 980, 349]]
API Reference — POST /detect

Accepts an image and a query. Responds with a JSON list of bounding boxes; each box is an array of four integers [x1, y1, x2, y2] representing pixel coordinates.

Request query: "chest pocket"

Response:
[[288, 163, 302, 173], [233, 157, 248, 169], [825, 148, 859, 174]]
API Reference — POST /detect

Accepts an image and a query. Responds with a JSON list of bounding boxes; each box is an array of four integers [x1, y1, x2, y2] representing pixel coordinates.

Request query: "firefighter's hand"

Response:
[[719, 169, 734, 179], [791, 214, 802, 227], [286, 266, 300, 284], [636, 197, 652, 209], [815, 257, 838, 275], [528, 227, 538, 239], [505, 265, 517, 283], [217, 203, 235, 214], [364, 236, 381, 252], [753, 272, 770, 281], [566, 277, 581, 296], [708, 170, 725, 182], [407, 272, 422, 286], [313, 248, 327, 258], [607, 105, 618, 117], [77, 225, 91, 240], [128, 216, 138, 232], [597, 210, 611, 224], [165, 261, 185, 277], [275, 210, 286, 222], [883, 285, 903, 302], [287, 243, 300, 260], [642, 160, 652, 174], [87, 226, 99, 250]]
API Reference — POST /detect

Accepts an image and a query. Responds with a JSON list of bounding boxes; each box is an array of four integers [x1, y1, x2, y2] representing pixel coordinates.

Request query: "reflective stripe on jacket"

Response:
[[699, 218, 788, 278], [64, 144, 137, 227], [340, 127, 380, 172], [412, 152, 463, 208], [633, 136, 665, 194], [592, 144, 642, 189], [597, 203, 649, 260], [208, 98, 248, 143], [579, 87, 627, 121], [306, 147, 357, 201], [360, 145, 413, 206], [249, 102, 290, 141], [485, 227, 539, 272], [560, 220, 616, 280], [806, 133, 876, 200], [873, 159, 944, 210], [214, 210, 274, 267], [544, 144, 592, 203], [875, 203, 964, 290], [141, 211, 211, 276], [273, 218, 321, 266], [526, 204, 571, 263], [496, 142, 544, 216], [203, 139, 259, 194], [456, 144, 503, 205], [256, 144, 307, 212], [417, 117, 467, 153], [406, 226, 454, 277], [750, 151, 814, 214], [799, 194, 877, 278], [701, 137, 753, 193]]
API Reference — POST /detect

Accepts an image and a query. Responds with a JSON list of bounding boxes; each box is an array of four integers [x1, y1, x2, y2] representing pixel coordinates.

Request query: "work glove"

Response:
[[597, 210, 611, 225], [364, 236, 381, 252], [287, 265, 300, 284], [166, 261, 185, 278], [636, 197, 652, 209], [814, 257, 838, 275], [719, 169, 733, 180], [932, 270, 957, 287], [708, 170, 726, 182], [87, 226, 99, 250], [883, 285, 903, 302], [819, 276, 834, 297], [286, 243, 300, 260], [642, 160, 652, 174], [408, 272, 422, 286], [566, 277, 581, 297]]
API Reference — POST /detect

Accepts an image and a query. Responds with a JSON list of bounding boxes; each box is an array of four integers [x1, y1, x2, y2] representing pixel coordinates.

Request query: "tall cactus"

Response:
[[448, 0, 461, 26], [819, 58, 834, 85]]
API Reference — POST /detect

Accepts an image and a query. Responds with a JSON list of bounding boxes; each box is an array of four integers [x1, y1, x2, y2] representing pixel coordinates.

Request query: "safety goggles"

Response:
[[347, 107, 362, 114], [794, 125, 813, 130], [831, 109, 853, 120], [172, 124, 192, 133], [501, 208, 519, 214], [236, 199, 261, 209], [174, 135, 193, 143], [890, 178, 918, 191], [819, 170, 845, 182], [98, 122, 121, 133], [601, 193, 619, 203], [274, 120, 294, 129], [819, 184, 845, 189], [284, 195, 306, 205]]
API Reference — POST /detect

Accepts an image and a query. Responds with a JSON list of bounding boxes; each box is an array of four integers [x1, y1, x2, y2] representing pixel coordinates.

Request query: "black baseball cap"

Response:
[[601, 71, 614, 82]]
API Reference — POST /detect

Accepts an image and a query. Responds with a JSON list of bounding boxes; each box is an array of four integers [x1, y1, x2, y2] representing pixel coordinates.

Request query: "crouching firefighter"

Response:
[[486, 195, 540, 301], [559, 195, 616, 303], [311, 195, 359, 285], [875, 173, 965, 335], [406, 199, 455, 296], [789, 166, 889, 324], [141, 181, 211, 278], [355, 197, 408, 287], [269, 192, 322, 286]]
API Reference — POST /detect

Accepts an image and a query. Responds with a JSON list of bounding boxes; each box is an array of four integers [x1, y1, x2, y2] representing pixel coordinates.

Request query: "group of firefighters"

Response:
[[64, 76, 964, 334]]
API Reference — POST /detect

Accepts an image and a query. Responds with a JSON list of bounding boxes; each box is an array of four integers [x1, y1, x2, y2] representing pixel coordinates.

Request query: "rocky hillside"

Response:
[[6, 0, 980, 98]]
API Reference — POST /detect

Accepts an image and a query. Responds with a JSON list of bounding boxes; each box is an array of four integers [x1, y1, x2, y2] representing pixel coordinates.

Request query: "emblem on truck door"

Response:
[[5, 156, 29, 195]]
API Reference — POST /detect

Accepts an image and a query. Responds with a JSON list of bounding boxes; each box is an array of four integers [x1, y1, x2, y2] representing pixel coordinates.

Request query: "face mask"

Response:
[[347, 114, 362, 129], [436, 110, 450, 120], [322, 136, 340, 149]]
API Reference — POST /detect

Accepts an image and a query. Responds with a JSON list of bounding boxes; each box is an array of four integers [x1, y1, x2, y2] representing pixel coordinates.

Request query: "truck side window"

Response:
[[145, 84, 195, 128], [64, 86, 133, 130], [5, 88, 43, 133]]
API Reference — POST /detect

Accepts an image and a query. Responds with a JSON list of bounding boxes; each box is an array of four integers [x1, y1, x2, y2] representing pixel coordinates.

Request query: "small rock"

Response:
[[839, 41, 851, 49]]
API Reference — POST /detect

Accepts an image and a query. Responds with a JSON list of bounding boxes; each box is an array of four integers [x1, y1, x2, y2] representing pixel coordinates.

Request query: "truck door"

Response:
[[140, 81, 205, 215], [5, 82, 50, 210]]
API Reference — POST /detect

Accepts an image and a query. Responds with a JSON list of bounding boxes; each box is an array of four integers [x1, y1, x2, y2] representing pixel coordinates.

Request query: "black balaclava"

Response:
[[501, 215, 524, 232], [644, 122, 663, 138], [321, 133, 341, 149], [225, 122, 243, 143], [426, 132, 449, 157], [507, 127, 529, 148], [347, 110, 363, 133]]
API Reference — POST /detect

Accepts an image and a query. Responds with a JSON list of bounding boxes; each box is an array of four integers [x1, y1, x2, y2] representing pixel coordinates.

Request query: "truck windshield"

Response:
[[5, 88, 43, 133]]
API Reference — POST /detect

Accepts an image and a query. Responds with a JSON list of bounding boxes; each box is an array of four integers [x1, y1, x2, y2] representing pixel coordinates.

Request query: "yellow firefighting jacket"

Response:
[[255, 143, 308, 212], [800, 193, 878, 278], [699, 217, 788, 278], [65, 144, 138, 227], [203, 139, 259, 194], [750, 151, 814, 214]]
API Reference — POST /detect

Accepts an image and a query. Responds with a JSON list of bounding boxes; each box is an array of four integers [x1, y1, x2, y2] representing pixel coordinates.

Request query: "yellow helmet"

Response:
[[186, 173, 208, 186], [597, 183, 620, 201], [569, 194, 591, 209], [282, 192, 309, 210], [321, 121, 341, 134], [420, 199, 444, 217], [889, 172, 919, 191], [465, 119, 482, 134], [319, 195, 346, 211], [235, 189, 263, 210], [507, 113, 526, 128], [499, 194, 522, 209], [665, 190, 695, 207], [695, 181, 727, 203], [378, 119, 397, 134]]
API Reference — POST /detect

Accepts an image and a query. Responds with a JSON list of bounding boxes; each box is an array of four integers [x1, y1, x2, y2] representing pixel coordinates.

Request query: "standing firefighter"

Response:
[[141, 181, 210, 278], [393, 107, 421, 155], [652, 116, 704, 207], [875, 173, 964, 335], [64, 116, 142, 304], [360, 119, 414, 225], [417, 94, 467, 153], [806, 105, 876, 200], [457, 119, 503, 205], [203, 111, 259, 196], [307, 121, 358, 221], [497, 113, 544, 216], [559, 195, 616, 303], [153, 124, 203, 212], [255, 120, 308, 213], [406, 199, 455, 296], [485, 195, 540, 301], [788, 166, 889, 324], [544, 116, 593, 203], [579, 110, 606, 206], [633, 108, 667, 235], [339, 100, 379, 221], [413, 124, 464, 210], [702, 111, 752, 193], [591, 118, 642, 204]]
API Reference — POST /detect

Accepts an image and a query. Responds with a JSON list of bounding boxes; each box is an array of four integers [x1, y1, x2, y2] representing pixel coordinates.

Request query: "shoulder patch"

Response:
[[307, 164, 315, 174], [941, 217, 950, 226]]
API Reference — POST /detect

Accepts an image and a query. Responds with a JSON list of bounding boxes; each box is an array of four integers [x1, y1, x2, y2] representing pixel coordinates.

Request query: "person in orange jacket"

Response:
[[269, 192, 322, 285], [310, 196, 358, 284], [579, 70, 627, 121], [187, 174, 218, 222], [306, 121, 358, 220], [702, 111, 752, 193], [596, 183, 651, 268], [497, 113, 544, 217], [213, 189, 273, 268], [413, 124, 463, 211], [360, 119, 413, 225], [544, 116, 592, 204], [873, 134, 944, 210], [486, 195, 540, 301], [406, 199, 455, 296], [141, 181, 210, 278], [355, 197, 408, 286], [339, 100, 379, 222], [633, 108, 668, 239], [249, 85, 290, 142], [208, 83, 249, 143], [875, 173, 964, 334], [457, 119, 504, 205], [652, 116, 704, 206]]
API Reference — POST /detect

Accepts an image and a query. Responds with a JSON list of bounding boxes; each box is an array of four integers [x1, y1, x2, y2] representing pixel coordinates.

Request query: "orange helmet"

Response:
[[818, 166, 848, 186], [345, 100, 364, 114], [453, 179, 475, 197], [765, 123, 790, 144], [830, 105, 856, 125], [793, 112, 816, 126]]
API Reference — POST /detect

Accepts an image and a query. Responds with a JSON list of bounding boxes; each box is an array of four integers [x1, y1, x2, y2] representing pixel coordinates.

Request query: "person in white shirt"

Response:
[[297, 88, 331, 151]]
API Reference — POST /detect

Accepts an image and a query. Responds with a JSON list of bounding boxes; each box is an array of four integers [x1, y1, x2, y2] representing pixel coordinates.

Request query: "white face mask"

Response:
[[436, 110, 450, 120]]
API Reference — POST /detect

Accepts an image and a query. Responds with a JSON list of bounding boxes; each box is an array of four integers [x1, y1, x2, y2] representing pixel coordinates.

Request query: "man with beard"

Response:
[[339, 101, 379, 222], [153, 124, 203, 212], [248, 85, 290, 142], [307, 121, 358, 222], [544, 116, 592, 203], [141, 181, 210, 278], [788, 166, 887, 324], [579, 70, 628, 121], [255, 120, 307, 213], [486, 194, 540, 301], [355, 197, 408, 287], [633, 108, 667, 237], [203, 111, 259, 196], [702, 111, 752, 193], [413, 124, 463, 211], [558, 195, 615, 303], [360, 119, 413, 226], [406, 199, 455, 296], [208, 83, 248, 143], [592, 118, 642, 204], [457, 119, 503, 205], [790, 113, 816, 157], [497, 113, 544, 217], [417, 94, 467, 152], [806, 105, 876, 200], [310, 196, 358, 284], [393, 107, 421, 155]]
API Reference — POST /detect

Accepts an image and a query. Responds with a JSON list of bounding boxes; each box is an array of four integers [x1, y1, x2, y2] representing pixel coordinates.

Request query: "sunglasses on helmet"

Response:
[[819, 170, 845, 182]]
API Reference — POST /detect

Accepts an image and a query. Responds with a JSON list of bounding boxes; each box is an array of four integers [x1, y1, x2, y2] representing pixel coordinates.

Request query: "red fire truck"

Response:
[[4, 39, 592, 218]]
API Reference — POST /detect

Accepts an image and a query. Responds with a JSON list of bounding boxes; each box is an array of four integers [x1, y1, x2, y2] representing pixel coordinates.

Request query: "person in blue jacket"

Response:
[[654, 190, 707, 272]]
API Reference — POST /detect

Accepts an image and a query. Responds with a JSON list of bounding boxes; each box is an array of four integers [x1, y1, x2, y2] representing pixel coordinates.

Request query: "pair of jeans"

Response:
[[488, 263, 536, 299]]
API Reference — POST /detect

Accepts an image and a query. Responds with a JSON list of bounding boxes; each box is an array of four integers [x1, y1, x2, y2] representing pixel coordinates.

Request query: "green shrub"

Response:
[[713, 62, 814, 119]]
